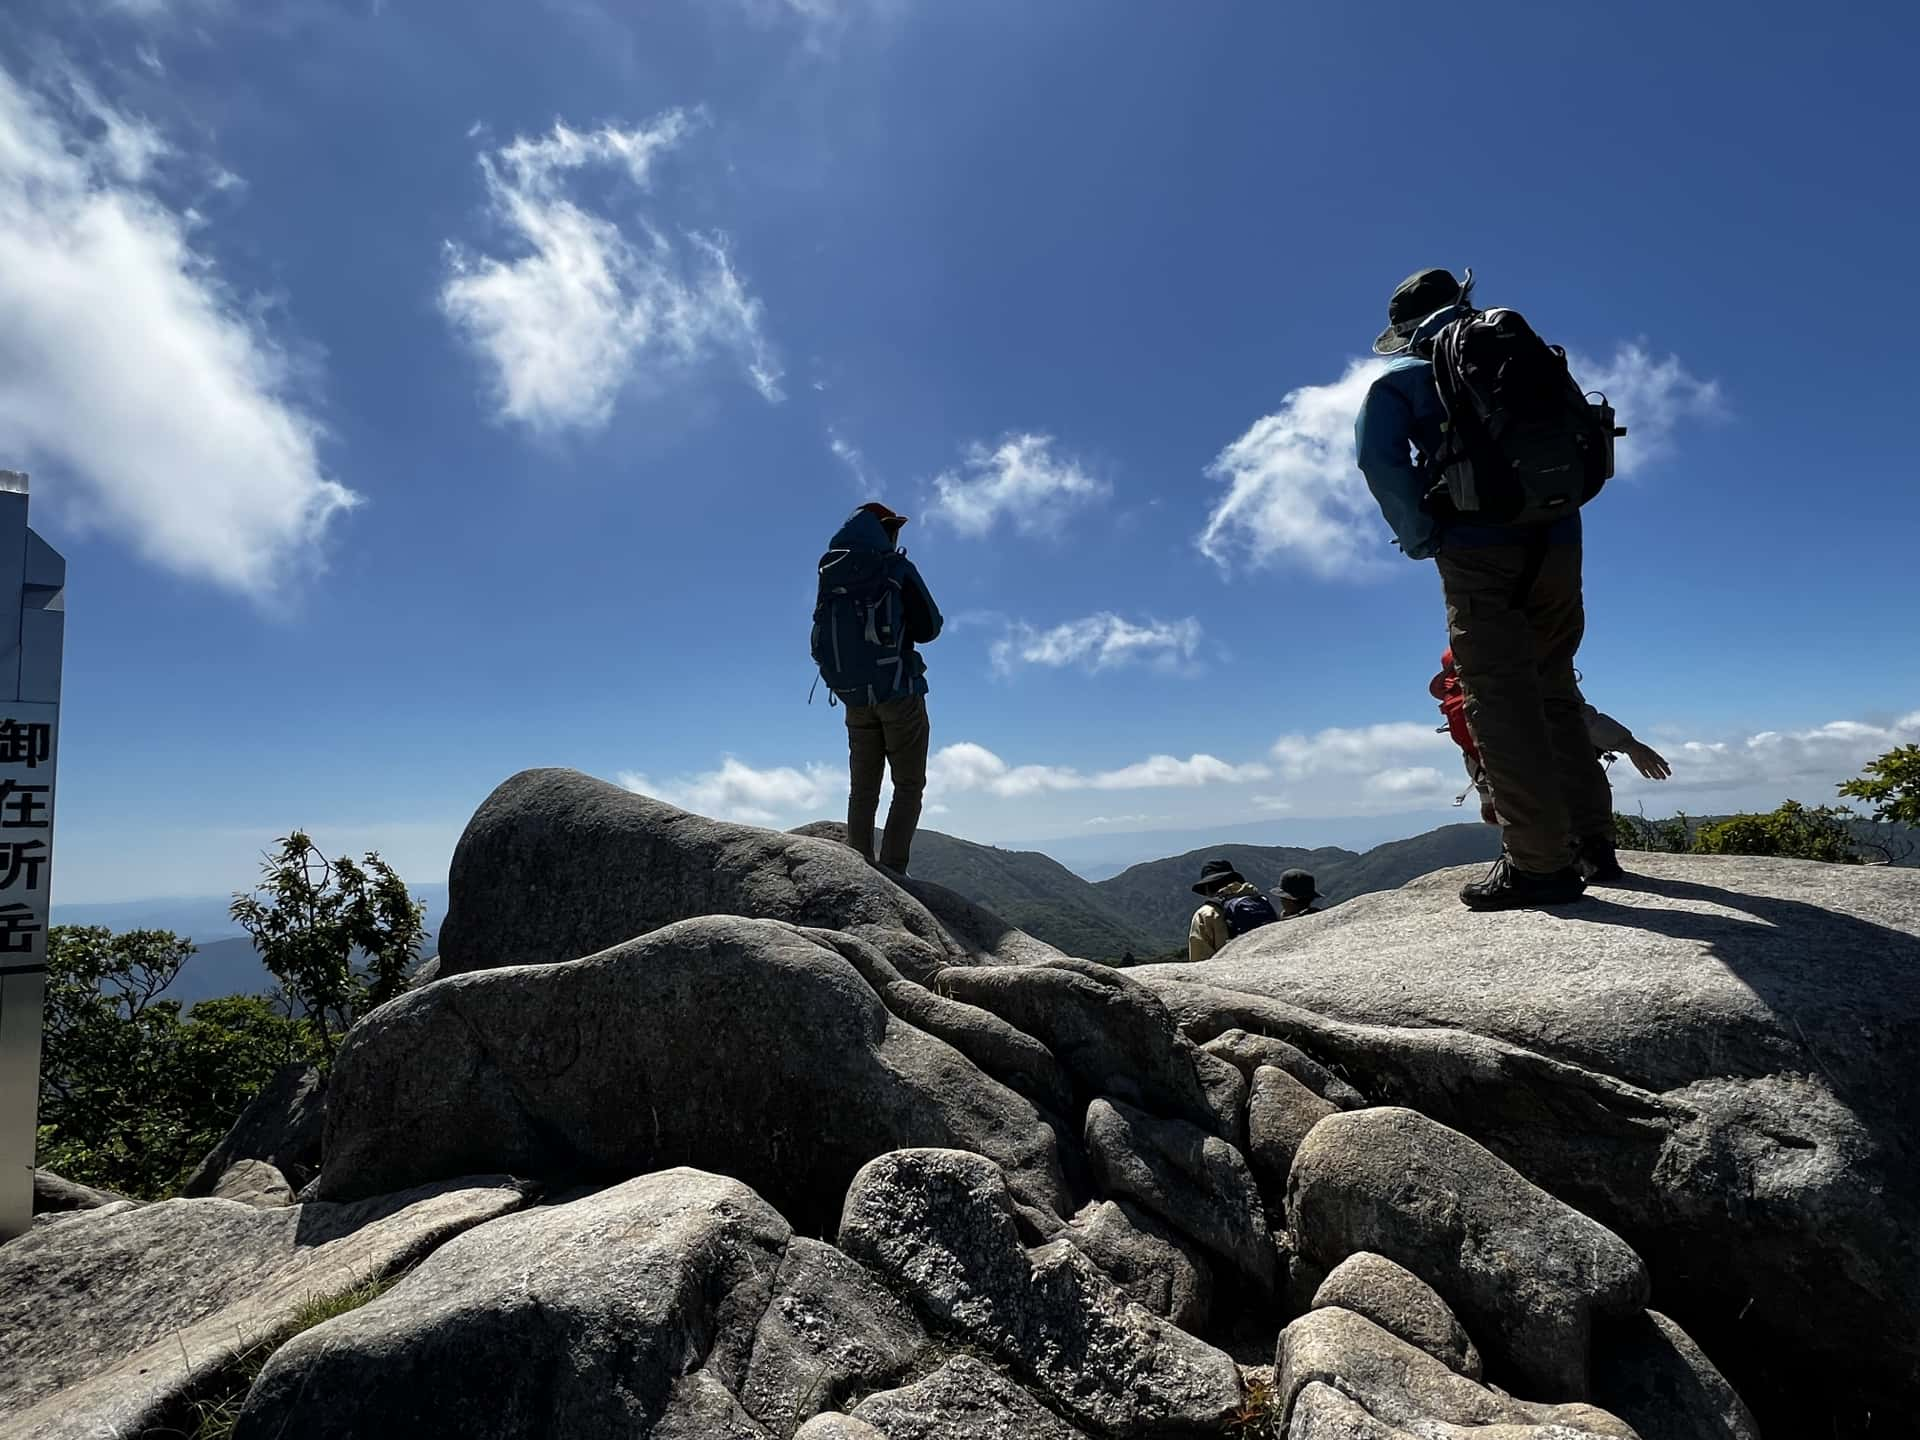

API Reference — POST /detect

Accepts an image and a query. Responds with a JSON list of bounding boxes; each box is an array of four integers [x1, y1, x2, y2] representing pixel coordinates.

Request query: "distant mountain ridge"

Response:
[[867, 823, 1506, 960], [896, 818, 1915, 960]]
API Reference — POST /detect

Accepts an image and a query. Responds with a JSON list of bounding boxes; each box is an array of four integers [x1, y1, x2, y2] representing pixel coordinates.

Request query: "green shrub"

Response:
[[231, 833, 425, 1062], [36, 926, 322, 1198], [1613, 811, 1691, 853], [1616, 801, 1875, 865], [1691, 801, 1862, 864]]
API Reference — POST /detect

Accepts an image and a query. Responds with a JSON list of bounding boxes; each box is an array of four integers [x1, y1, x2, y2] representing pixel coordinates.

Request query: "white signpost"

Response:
[[0, 471, 65, 1242]]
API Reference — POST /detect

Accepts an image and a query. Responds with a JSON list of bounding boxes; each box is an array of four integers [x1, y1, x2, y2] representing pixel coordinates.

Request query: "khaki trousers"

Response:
[[846, 694, 930, 871], [1436, 540, 1613, 873]]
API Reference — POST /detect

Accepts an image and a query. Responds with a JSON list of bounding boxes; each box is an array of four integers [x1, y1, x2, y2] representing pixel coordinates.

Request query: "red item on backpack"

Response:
[[1430, 649, 1479, 762]]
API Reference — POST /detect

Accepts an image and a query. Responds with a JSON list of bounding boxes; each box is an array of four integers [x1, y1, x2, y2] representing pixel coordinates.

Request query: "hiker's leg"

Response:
[[878, 695, 930, 872], [1529, 542, 1615, 842], [1439, 546, 1573, 873], [845, 704, 886, 864]]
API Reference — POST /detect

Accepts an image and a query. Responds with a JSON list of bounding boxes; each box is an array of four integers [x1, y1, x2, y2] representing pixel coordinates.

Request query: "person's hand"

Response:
[[1627, 741, 1671, 781]]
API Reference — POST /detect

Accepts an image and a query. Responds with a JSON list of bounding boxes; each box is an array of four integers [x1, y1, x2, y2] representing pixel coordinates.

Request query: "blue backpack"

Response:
[[1218, 892, 1280, 938], [812, 546, 911, 706]]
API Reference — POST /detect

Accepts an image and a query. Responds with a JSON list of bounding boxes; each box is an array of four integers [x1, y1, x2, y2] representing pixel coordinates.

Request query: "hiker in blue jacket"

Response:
[[813, 503, 943, 875], [1357, 268, 1618, 910]]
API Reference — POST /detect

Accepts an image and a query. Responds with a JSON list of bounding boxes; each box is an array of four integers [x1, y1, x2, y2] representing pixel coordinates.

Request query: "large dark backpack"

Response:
[[1218, 892, 1280, 938], [1424, 308, 1625, 526], [812, 547, 911, 706]]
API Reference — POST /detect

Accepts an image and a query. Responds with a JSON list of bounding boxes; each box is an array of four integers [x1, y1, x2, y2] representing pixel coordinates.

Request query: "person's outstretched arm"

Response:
[[1356, 374, 1440, 560], [1585, 703, 1671, 780]]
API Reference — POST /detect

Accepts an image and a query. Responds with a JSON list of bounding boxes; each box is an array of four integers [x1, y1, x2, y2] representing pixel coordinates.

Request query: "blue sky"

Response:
[[4, 0, 1916, 903]]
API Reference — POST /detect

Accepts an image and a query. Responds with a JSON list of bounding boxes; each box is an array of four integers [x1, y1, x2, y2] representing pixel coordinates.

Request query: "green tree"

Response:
[[1838, 744, 1920, 828], [230, 832, 425, 1060], [35, 927, 321, 1197], [1691, 801, 1862, 864]]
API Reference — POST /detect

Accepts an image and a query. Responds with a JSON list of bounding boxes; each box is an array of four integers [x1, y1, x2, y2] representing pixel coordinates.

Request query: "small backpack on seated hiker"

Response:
[[1419, 287, 1627, 526], [1217, 891, 1280, 937]]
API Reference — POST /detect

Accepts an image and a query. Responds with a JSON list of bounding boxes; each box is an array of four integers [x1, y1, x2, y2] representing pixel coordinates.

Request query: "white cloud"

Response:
[[618, 741, 1270, 828], [926, 434, 1107, 539], [1093, 754, 1267, 790], [828, 428, 872, 491], [1271, 722, 1454, 779], [0, 65, 358, 598], [732, 0, 898, 47], [613, 706, 1919, 836], [619, 758, 836, 826], [103, 0, 220, 17], [929, 743, 1268, 798], [1198, 359, 1395, 579], [1568, 344, 1723, 476], [1367, 766, 1452, 797], [1260, 722, 1463, 816], [440, 111, 781, 434], [992, 613, 1202, 675], [1617, 711, 1920, 801], [1200, 339, 1721, 579]]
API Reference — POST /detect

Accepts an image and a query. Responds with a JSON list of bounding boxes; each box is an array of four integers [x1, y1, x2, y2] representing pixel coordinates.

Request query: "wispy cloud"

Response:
[[615, 705, 1919, 832], [992, 613, 1202, 675], [1198, 359, 1393, 579], [926, 433, 1108, 538], [1367, 765, 1453, 798], [621, 742, 1269, 826], [619, 758, 836, 826], [101, 0, 223, 18], [0, 64, 357, 598], [440, 111, 781, 434], [927, 744, 1267, 798], [828, 428, 873, 491], [1271, 722, 1456, 779], [1258, 722, 1464, 815], [1200, 340, 1720, 579], [731, 0, 900, 51], [1568, 344, 1723, 475], [1618, 711, 1920, 800]]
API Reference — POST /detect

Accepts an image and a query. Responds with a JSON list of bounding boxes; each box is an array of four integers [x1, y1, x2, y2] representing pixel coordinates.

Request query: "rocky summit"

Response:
[[8, 766, 1915, 1438]]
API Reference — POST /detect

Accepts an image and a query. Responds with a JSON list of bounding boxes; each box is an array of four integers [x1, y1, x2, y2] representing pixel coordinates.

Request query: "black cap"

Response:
[[1192, 858, 1245, 895], [1373, 268, 1466, 355], [1276, 868, 1322, 902]]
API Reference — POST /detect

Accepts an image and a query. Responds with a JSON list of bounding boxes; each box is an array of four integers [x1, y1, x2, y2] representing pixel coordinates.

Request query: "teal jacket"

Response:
[[1355, 307, 1579, 559]]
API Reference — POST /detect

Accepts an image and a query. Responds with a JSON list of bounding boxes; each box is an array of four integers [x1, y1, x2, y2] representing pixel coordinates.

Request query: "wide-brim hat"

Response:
[[1276, 868, 1323, 902], [1372, 267, 1470, 355], [1192, 858, 1245, 895], [858, 501, 909, 531]]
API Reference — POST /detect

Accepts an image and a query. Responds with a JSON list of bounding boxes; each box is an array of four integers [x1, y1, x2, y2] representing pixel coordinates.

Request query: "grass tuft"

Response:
[[185, 1272, 402, 1440], [1222, 1370, 1281, 1438]]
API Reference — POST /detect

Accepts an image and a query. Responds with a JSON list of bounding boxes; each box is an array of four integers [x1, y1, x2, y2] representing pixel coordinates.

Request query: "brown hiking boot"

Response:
[[1459, 855, 1587, 911]]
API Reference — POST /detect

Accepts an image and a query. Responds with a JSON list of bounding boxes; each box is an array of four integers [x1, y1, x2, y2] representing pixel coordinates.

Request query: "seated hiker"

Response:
[[1276, 868, 1323, 917], [1430, 649, 1670, 877], [1187, 858, 1279, 961], [812, 502, 944, 876]]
